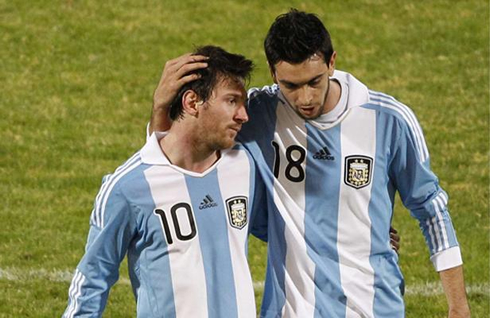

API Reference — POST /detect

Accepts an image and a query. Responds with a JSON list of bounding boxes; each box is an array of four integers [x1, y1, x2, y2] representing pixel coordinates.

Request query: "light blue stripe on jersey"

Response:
[[367, 109, 405, 317], [261, 203, 287, 315], [126, 164, 177, 317], [184, 171, 238, 318], [239, 93, 289, 316], [304, 123, 347, 318]]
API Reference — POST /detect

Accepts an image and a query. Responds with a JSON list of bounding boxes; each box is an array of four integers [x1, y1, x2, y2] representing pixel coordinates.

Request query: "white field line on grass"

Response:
[[1, 267, 489, 296]]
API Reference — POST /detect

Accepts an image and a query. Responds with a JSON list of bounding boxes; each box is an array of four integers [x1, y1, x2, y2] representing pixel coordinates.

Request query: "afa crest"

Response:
[[226, 196, 248, 229], [344, 155, 373, 189]]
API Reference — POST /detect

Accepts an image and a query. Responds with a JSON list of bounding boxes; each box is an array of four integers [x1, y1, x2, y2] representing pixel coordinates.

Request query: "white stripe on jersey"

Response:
[[432, 192, 449, 250], [64, 269, 85, 318], [433, 215, 444, 253], [273, 104, 316, 318], [144, 165, 208, 317], [338, 107, 376, 317], [369, 91, 429, 162], [92, 154, 141, 228], [217, 150, 256, 318]]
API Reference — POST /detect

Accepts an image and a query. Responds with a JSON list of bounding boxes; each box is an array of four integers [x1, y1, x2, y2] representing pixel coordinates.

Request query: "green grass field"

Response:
[[1, 0, 488, 316]]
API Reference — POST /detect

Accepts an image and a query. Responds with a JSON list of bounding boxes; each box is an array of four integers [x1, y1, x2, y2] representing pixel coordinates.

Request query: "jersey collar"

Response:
[[140, 132, 234, 177]]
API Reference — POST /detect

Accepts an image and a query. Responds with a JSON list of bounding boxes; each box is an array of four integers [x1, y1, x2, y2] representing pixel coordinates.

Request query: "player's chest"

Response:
[[134, 165, 252, 251], [268, 108, 388, 188]]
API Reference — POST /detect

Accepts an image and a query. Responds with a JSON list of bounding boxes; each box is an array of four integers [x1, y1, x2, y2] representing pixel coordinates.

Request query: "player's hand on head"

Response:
[[389, 226, 400, 253], [153, 53, 209, 112]]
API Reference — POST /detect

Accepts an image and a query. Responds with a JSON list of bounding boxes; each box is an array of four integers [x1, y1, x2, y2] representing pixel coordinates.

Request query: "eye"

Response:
[[309, 80, 320, 87], [284, 83, 298, 90]]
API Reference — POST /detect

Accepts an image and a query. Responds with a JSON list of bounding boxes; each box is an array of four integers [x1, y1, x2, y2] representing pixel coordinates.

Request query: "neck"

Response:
[[159, 125, 219, 173], [322, 79, 342, 114]]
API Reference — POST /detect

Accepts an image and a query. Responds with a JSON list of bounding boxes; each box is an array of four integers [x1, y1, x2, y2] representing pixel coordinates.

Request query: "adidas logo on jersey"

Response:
[[313, 147, 334, 160], [199, 195, 218, 210]]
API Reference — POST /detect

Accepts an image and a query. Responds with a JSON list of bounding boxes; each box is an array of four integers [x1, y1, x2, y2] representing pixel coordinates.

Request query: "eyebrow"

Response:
[[279, 73, 324, 87], [222, 92, 247, 100]]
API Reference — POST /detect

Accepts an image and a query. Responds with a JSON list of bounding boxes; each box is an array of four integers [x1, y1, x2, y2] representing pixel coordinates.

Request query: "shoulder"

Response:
[[247, 84, 279, 100], [247, 84, 281, 111], [105, 151, 147, 189], [226, 142, 254, 161], [363, 90, 421, 128], [91, 151, 147, 227], [363, 90, 429, 161]]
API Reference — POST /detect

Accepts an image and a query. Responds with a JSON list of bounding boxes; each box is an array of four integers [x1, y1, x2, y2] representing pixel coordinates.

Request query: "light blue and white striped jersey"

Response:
[[238, 70, 462, 318], [63, 132, 264, 318]]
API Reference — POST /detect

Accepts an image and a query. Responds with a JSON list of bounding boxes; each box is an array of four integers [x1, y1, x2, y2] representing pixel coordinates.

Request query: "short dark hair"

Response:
[[169, 45, 254, 121], [264, 9, 334, 72]]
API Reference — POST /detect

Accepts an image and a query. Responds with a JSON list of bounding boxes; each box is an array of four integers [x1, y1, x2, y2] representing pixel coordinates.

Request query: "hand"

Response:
[[153, 53, 208, 112], [389, 226, 400, 253]]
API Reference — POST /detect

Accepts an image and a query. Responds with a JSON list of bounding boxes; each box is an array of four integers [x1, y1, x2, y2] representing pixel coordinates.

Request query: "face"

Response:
[[197, 76, 249, 150], [273, 54, 335, 119]]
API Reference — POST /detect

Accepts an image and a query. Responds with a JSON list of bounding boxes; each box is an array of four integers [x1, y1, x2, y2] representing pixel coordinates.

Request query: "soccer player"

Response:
[[149, 10, 470, 318], [62, 46, 264, 317]]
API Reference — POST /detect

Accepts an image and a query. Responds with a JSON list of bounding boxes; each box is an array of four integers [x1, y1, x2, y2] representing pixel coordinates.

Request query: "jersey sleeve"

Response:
[[390, 112, 462, 272], [62, 181, 135, 317]]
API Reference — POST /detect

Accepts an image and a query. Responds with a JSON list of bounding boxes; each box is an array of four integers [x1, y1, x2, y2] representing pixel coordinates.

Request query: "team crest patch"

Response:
[[226, 196, 248, 229], [344, 155, 373, 189]]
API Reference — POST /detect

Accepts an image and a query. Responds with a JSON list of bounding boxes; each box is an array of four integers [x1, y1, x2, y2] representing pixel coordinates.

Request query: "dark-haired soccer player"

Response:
[[63, 46, 265, 318], [150, 10, 469, 318]]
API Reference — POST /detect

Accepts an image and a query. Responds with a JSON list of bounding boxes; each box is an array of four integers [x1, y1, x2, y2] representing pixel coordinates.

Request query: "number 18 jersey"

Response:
[[239, 70, 462, 318]]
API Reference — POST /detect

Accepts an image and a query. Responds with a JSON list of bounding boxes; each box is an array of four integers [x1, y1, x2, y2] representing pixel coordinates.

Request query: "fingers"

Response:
[[389, 226, 400, 253], [164, 54, 209, 77], [390, 231, 400, 242], [152, 53, 209, 111], [390, 237, 400, 253], [177, 72, 202, 86], [175, 60, 208, 79]]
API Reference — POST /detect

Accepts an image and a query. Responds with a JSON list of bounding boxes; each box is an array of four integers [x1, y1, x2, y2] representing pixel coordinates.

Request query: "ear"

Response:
[[327, 51, 337, 76], [182, 90, 202, 117]]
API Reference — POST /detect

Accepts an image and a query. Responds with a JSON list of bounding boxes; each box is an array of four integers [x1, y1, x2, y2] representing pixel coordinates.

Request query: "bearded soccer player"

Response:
[[63, 46, 265, 317], [149, 10, 470, 318]]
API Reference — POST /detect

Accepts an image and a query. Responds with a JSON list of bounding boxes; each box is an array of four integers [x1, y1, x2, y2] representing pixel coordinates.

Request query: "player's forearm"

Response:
[[439, 265, 471, 317], [149, 105, 171, 134]]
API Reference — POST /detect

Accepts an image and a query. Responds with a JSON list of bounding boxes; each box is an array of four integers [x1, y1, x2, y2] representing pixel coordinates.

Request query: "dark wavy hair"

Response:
[[264, 9, 334, 72], [169, 45, 254, 121]]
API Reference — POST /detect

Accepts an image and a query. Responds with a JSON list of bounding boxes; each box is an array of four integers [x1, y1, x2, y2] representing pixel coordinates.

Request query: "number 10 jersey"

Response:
[[63, 132, 264, 318]]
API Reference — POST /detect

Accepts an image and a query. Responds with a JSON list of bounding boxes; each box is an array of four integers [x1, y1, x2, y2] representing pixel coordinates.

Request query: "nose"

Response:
[[298, 86, 313, 106], [235, 103, 249, 124]]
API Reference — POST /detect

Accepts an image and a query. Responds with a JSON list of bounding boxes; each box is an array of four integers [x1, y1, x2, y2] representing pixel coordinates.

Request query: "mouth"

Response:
[[229, 125, 241, 133], [298, 106, 316, 116]]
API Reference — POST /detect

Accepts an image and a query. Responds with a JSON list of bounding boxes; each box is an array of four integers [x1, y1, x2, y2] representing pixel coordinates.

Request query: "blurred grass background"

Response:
[[1, 0, 488, 316]]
